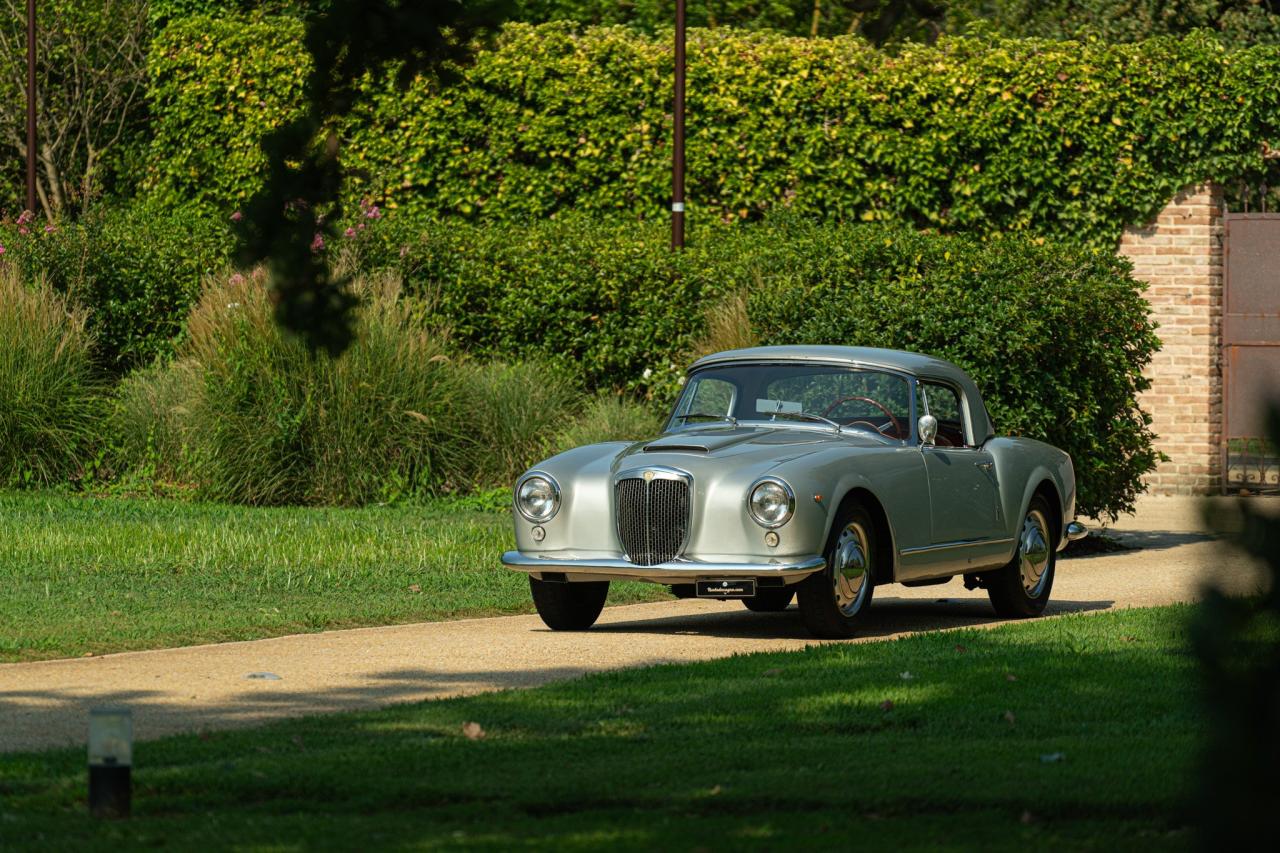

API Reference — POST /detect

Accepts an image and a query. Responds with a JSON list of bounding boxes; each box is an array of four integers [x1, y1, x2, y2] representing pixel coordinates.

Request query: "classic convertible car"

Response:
[[502, 346, 1086, 638]]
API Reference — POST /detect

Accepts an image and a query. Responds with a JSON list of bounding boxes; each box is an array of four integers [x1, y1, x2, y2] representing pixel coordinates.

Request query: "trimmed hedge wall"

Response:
[[354, 216, 1158, 518], [145, 13, 309, 211], [148, 20, 1280, 247]]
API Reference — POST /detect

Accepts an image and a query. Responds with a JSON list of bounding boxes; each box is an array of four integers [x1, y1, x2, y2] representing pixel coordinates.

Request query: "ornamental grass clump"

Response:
[[0, 267, 103, 486], [442, 361, 583, 492], [180, 268, 463, 506]]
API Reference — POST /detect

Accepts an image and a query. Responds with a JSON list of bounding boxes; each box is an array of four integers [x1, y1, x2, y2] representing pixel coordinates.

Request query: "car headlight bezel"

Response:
[[515, 472, 561, 523], [747, 476, 795, 529]]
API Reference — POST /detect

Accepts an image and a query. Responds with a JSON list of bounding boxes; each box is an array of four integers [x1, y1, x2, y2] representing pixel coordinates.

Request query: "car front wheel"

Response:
[[797, 503, 876, 639], [529, 577, 609, 630], [986, 495, 1056, 618]]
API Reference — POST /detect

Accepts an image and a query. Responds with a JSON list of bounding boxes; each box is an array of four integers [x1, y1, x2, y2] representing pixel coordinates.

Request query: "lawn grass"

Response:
[[0, 491, 667, 662], [1, 604, 1243, 851]]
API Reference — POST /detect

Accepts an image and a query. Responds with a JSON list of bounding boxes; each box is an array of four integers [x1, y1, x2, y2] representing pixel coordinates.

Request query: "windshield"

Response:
[[668, 363, 912, 440]]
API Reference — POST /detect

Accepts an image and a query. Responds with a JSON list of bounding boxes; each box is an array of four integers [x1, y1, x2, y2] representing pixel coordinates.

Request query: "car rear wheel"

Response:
[[986, 495, 1056, 618], [797, 503, 876, 638], [742, 587, 795, 612], [529, 577, 609, 630]]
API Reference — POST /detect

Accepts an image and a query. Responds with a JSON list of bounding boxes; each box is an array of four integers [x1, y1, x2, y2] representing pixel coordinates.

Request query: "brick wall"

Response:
[[1118, 183, 1224, 495]]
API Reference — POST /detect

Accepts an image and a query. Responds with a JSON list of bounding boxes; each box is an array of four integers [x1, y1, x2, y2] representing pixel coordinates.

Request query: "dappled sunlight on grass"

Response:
[[2, 605, 1236, 849]]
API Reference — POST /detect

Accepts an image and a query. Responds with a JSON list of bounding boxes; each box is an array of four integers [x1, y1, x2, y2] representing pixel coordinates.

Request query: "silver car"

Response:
[[503, 346, 1086, 638]]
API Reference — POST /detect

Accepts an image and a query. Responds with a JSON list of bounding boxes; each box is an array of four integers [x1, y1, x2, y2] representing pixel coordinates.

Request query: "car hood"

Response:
[[616, 425, 893, 475]]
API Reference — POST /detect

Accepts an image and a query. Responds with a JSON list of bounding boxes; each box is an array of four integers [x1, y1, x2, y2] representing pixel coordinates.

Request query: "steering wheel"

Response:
[[822, 395, 904, 439]]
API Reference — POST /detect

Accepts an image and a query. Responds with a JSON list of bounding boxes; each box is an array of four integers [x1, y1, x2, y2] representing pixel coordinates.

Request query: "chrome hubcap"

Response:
[[1019, 509, 1051, 597], [832, 521, 871, 616]]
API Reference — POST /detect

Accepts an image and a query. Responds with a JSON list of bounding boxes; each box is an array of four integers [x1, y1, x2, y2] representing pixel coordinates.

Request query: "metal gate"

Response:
[[1223, 213, 1280, 493]]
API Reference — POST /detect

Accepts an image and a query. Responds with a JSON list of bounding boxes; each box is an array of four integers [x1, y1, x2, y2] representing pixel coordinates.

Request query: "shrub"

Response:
[[552, 395, 664, 452], [148, 20, 1280, 248], [130, 266, 585, 504], [107, 359, 200, 485], [144, 12, 309, 212], [744, 220, 1161, 519], [443, 362, 584, 491], [0, 268, 103, 487], [0, 203, 233, 372], [355, 215, 1158, 518], [372, 216, 721, 396], [175, 268, 461, 505]]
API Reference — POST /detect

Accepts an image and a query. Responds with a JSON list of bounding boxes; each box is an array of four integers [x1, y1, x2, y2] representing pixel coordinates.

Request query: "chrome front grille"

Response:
[[615, 475, 690, 566]]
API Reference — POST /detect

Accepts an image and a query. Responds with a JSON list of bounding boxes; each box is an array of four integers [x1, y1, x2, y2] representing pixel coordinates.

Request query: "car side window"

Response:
[[917, 382, 969, 448], [680, 376, 735, 418]]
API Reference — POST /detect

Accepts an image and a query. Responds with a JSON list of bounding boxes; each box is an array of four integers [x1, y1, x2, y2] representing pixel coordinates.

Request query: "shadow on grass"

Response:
[[586, 596, 1115, 640], [0, 606, 1210, 850], [0, 596, 1112, 757]]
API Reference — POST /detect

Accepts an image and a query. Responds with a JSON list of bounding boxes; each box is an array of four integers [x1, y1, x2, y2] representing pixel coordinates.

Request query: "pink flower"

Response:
[[229, 273, 245, 285], [44, 224, 56, 233], [230, 210, 243, 222], [16, 209, 33, 225], [17, 226, 28, 236], [344, 226, 356, 238], [310, 232, 325, 252], [364, 205, 381, 219], [0, 244, 6, 255]]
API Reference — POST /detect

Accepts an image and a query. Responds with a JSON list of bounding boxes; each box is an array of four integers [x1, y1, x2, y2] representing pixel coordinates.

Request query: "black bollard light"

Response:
[[88, 707, 132, 818]]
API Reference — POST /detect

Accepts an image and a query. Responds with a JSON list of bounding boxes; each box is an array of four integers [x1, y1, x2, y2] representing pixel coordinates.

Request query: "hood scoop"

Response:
[[642, 443, 707, 453], [640, 429, 762, 455]]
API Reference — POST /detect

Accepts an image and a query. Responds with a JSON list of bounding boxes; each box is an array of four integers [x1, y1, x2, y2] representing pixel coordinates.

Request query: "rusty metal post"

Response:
[[671, 0, 685, 249], [26, 0, 36, 215]]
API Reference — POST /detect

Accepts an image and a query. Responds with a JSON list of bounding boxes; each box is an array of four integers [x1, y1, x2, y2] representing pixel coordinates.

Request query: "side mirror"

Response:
[[918, 414, 938, 447]]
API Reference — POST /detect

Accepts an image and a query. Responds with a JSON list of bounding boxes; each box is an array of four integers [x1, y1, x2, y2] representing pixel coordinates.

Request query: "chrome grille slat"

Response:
[[615, 475, 689, 566]]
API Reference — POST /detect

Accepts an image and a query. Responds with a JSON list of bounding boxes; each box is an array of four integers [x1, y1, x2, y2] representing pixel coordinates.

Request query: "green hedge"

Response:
[[145, 12, 309, 212], [148, 20, 1280, 247], [0, 204, 232, 372], [352, 216, 1158, 519]]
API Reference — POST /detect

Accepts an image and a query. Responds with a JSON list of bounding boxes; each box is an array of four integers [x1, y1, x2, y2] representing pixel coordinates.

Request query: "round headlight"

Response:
[[516, 474, 560, 523], [748, 478, 794, 528]]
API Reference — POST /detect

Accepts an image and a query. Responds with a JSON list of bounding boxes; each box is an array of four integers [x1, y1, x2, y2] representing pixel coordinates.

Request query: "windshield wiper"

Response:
[[771, 410, 842, 433], [673, 412, 737, 425]]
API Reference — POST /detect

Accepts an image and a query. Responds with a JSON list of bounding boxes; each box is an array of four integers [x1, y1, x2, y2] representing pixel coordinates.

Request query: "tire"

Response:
[[797, 502, 877, 639], [742, 587, 796, 613], [987, 494, 1057, 618], [529, 577, 609, 630]]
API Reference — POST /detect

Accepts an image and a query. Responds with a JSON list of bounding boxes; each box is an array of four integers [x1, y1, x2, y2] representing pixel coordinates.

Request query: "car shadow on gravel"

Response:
[[586, 597, 1115, 642], [1065, 529, 1216, 559]]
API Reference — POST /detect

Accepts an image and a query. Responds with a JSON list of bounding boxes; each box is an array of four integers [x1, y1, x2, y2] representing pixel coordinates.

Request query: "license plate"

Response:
[[696, 579, 756, 598]]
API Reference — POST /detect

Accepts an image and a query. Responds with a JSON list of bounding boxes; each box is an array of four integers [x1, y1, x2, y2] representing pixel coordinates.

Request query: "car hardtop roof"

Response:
[[690, 345, 963, 381], [689, 346, 994, 442]]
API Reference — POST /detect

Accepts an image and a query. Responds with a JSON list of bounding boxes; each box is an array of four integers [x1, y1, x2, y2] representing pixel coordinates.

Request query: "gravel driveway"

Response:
[[1, 496, 1271, 753]]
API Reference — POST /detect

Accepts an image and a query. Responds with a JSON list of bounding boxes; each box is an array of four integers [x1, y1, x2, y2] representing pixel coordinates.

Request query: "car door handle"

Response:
[[975, 461, 993, 471]]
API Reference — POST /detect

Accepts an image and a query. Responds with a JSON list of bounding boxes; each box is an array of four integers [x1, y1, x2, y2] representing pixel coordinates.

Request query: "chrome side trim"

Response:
[[900, 537, 1014, 556], [501, 551, 825, 580]]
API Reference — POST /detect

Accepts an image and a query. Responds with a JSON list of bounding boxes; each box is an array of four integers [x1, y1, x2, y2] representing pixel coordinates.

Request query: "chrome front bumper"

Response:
[[1057, 520, 1087, 552], [501, 551, 826, 584]]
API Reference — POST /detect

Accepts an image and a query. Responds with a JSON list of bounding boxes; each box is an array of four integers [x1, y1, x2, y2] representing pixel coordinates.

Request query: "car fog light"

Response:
[[516, 473, 560, 523], [748, 477, 795, 528], [531, 526, 545, 542], [764, 531, 779, 548]]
